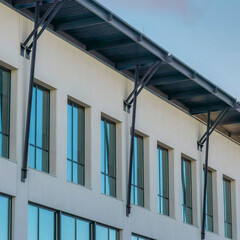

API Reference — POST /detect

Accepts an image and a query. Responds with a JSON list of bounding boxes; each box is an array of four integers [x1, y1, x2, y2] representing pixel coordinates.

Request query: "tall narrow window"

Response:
[[131, 134, 144, 207], [28, 204, 55, 240], [96, 224, 119, 240], [29, 84, 50, 173], [0, 194, 11, 240], [223, 178, 232, 239], [67, 101, 85, 185], [157, 146, 169, 216], [101, 118, 116, 197], [203, 169, 213, 232], [61, 214, 90, 240], [0, 68, 11, 159], [181, 158, 192, 224]]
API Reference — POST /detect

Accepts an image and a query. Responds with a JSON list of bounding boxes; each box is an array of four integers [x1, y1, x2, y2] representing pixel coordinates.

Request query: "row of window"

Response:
[[0, 68, 234, 239], [0, 195, 149, 240]]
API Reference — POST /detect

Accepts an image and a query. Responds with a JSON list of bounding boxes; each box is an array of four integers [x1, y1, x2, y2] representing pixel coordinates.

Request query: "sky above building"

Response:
[[98, 0, 240, 100]]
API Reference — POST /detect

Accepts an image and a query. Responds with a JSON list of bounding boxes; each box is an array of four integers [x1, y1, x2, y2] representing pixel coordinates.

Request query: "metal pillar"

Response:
[[126, 65, 139, 216], [21, 2, 40, 182], [201, 110, 211, 240], [21, 0, 62, 182]]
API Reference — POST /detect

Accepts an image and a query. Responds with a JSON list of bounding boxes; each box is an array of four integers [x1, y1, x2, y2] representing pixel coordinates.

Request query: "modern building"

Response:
[[0, 0, 239, 239]]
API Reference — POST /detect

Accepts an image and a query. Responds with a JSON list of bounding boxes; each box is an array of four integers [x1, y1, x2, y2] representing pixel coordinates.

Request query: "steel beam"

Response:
[[129, 62, 162, 105], [21, 0, 62, 182], [220, 117, 240, 125], [22, 0, 59, 47], [13, 0, 53, 9], [86, 38, 135, 51], [21, 2, 40, 182], [198, 107, 230, 150], [28, 0, 64, 50], [201, 111, 211, 240], [147, 74, 189, 86], [54, 17, 105, 31], [229, 131, 240, 137], [168, 89, 210, 100], [126, 66, 139, 216], [190, 103, 227, 115], [75, 0, 237, 108], [124, 61, 160, 107], [116, 57, 157, 71]]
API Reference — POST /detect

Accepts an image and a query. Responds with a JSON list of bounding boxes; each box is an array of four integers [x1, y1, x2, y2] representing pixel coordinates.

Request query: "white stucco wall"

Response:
[[0, 2, 239, 240]]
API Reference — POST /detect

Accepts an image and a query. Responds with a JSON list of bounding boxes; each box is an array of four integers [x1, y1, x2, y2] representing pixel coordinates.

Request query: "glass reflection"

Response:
[[67, 101, 85, 185], [29, 84, 50, 173], [131, 134, 144, 207], [28, 204, 55, 240], [0, 195, 10, 240], [61, 214, 90, 240], [0, 68, 10, 158], [181, 158, 192, 224], [101, 118, 116, 197], [157, 146, 169, 216]]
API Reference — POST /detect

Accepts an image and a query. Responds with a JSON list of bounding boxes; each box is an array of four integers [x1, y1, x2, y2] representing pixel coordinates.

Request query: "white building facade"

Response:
[[0, 1, 239, 240]]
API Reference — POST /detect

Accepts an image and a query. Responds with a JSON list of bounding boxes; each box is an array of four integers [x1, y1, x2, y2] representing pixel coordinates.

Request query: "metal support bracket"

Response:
[[197, 107, 230, 151], [123, 60, 162, 112], [20, 0, 62, 59], [21, 0, 62, 182]]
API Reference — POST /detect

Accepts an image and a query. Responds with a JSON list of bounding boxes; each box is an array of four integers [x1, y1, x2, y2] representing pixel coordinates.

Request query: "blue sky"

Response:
[[98, 0, 240, 100]]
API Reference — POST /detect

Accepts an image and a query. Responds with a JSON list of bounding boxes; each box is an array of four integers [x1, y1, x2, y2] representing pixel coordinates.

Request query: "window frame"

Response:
[[223, 177, 232, 239], [67, 100, 85, 186], [181, 157, 193, 225], [131, 133, 144, 207], [0, 67, 11, 159], [203, 168, 213, 232], [29, 83, 50, 173], [60, 212, 91, 240], [27, 203, 57, 240], [0, 193, 12, 240], [157, 145, 169, 216], [101, 117, 116, 197], [95, 222, 120, 240]]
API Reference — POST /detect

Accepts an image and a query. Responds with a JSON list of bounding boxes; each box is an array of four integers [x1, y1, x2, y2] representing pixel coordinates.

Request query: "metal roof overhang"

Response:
[[3, 0, 240, 144]]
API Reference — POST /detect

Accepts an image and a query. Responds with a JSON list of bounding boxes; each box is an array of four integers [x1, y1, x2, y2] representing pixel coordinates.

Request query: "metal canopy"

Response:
[[5, 0, 240, 143]]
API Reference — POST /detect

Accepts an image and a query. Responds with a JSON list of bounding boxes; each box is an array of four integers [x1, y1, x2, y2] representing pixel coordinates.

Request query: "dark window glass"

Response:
[[28, 204, 55, 240], [67, 101, 85, 185], [157, 146, 169, 216], [181, 158, 192, 224], [96, 224, 119, 240], [131, 134, 144, 207], [61, 214, 90, 240], [0, 68, 11, 158], [29, 84, 50, 173], [101, 118, 116, 197], [0, 194, 11, 240], [223, 178, 232, 239], [203, 169, 213, 232]]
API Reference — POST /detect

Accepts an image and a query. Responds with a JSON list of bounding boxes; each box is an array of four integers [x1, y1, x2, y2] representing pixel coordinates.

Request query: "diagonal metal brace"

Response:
[[126, 65, 139, 216], [124, 61, 162, 113], [20, 0, 61, 58], [198, 107, 230, 151], [28, 0, 63, 50]]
